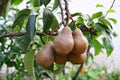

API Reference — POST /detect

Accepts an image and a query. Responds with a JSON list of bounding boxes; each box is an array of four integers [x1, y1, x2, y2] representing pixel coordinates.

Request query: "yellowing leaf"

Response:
[[80, 65, 84, 75]]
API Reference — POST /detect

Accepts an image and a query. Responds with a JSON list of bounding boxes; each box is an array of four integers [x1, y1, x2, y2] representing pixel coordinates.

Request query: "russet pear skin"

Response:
[[72, 28, 88, 54], [36, 41, 55, 67], [54, 26, 74, 56], [67, 51, 87, 64], [54, 54, 67, 64]]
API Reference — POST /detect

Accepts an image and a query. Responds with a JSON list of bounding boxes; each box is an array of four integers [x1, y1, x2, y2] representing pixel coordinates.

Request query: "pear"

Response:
[[72, 28, 88, 54], [54, 26, 74, 56], [36, 41, 55, 67], [67, 51, 87, 64], [54, 54, 67, 64]]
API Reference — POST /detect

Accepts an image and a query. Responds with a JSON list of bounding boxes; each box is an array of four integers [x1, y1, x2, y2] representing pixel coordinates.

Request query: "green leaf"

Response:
[[19, 15, 36, 52], [13, 9, 31, 29], [52, 0, 59, 11], [53, 64, 65, 74], [94, 23, 108, 32], [1, 1, 11, 18], [92, 12, 102, 19], [108, 18, 117, 24], [107, 9, 115, 13], [34, 0, 41, 7], [96, 4, 104, 8], [26, 15, 36, 40], [51, 16, 58, 30], [88, 71, 97, 79], [41, 0, 51, 6], [92, 39, 102, 55], [45, 63, 54, 71], [98, 18, 112, 29], [71, 12, 82, 17], [43, 8, 54, 32], [69, 21, 75, 31], [102, 38, 113, 56], [11, 0, 23, 5], [24, 50, 35, 78], [76, 17, 84, 26]]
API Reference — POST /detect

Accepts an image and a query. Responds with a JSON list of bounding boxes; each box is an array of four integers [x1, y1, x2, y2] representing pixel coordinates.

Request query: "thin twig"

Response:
[[104, 0, 116, 17], [53, 22, 62, 32], [64, 0, 70, 26], [72, 63, 84, 80], [58, 0, 65, 26], [70, 17, 76, 26]]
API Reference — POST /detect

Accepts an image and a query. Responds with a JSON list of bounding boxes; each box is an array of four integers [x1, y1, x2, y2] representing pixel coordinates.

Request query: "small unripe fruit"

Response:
[[54, 26, 74, 56], [36, 41, 55, 67]]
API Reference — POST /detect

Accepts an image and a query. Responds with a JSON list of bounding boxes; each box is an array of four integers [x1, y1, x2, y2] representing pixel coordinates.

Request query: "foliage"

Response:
[[0, 0, 117, 79]]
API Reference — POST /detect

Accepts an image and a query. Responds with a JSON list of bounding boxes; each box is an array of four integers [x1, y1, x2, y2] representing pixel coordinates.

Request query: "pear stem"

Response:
[[64, 0, 70, 26], [72, 63, 84, 80], [58, 0, 65, 26]]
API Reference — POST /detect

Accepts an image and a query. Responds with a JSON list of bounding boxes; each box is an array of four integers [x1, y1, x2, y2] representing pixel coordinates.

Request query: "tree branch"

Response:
[[58, 0, 65, 26], [104, 0, 116, 17], [0, 31, 58, 38], [64, 0, 70, 26]]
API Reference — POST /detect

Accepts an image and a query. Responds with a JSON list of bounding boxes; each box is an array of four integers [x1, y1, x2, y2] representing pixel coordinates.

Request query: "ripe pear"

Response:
[[72, 28, 88, 54], [67, 51, 87, 64], [54, 26, 74, 56], [36, 41, 55, 67], [54, 54, 67, 64]]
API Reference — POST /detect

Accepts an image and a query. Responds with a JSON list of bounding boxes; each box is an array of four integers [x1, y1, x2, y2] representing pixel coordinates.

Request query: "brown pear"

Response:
[[54, 26, 74, 56], [72, 28, 88, 54], [36, 41, 55, 67], [67, 51, 87, 64], [54, 54, 67, 64]]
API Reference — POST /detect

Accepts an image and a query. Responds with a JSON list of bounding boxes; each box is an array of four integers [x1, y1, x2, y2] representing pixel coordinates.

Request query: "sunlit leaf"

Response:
[[96, 4, 104, 8], [76, 17, 84, 26], [11, 0, 23, 5], [102, 38, 113, 57], [52, 0, 59, 11], [43, 8, 54, 32], [92, 39, 102, 55], [24, 50, 35, 78], [107, 9, 115, 13], [92, 12, 102, 19], [108, 18, 117, 24]]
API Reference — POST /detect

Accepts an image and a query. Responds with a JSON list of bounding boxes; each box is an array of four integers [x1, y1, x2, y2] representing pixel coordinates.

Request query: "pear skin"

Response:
[[67, 51, 87, 64], [36, 41, 55, 67], [72, 28, 88, 54], [54, 54, 67, 64], [54, 26, 74, 56]]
